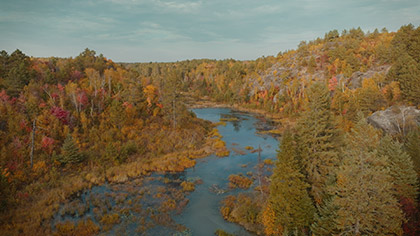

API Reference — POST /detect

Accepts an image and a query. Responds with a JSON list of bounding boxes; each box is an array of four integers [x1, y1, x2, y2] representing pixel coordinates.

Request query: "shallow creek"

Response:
[[52, 108, 279, 235]]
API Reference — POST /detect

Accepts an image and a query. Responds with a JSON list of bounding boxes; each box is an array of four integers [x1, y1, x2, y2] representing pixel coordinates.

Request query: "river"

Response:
[[52, 108, 279, 235]]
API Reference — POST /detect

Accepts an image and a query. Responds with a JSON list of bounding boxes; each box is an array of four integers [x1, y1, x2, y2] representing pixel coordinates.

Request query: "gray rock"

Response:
[[368, 106, 420, 134]]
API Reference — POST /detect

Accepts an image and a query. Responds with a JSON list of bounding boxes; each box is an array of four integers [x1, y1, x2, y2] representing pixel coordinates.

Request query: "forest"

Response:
[[0, 24, 419, 235]]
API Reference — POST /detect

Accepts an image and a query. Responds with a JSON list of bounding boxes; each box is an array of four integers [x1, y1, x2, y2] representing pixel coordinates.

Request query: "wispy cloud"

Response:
[[1, 0, 420, 61]]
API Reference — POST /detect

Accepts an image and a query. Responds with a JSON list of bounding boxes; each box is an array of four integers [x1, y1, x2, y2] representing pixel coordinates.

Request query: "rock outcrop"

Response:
[[368, 106, 420, 134]]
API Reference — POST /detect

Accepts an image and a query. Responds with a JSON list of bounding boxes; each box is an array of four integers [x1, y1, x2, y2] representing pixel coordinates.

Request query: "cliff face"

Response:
[[368, 106, 420, 134]]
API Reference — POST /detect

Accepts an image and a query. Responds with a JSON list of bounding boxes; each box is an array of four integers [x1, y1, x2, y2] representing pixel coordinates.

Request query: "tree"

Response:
[[58, 134, 84, 165], [311, 197, 339, 235], [333, 118, 403, 235], [379, 135, 418, 200], [387, 53, 420, 104], [265, 130, 315, 235], [296, 82, 341, 204], [379, 135, 419, 236], [3, 50, 35, 97], [405, 129, 420, 175]]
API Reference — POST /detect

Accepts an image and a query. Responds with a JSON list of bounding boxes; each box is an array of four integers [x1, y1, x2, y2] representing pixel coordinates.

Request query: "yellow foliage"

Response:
[[245, 146, 254, 150], [213, 139, 226, 149], [228, 174, 253, 189], [263, 159, 274, 165], [100, 213, 120, 231], [181, 181, 195, 192], [216, 150, 230, 157], [262, 203, 283, 236]]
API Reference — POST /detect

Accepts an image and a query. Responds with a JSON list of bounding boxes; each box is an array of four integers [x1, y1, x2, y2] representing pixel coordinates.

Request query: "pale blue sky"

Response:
[[1, 0, 420, 62]]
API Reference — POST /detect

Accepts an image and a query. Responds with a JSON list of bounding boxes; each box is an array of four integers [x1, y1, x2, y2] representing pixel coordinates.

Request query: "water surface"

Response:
[[53, 108, 279, 235]]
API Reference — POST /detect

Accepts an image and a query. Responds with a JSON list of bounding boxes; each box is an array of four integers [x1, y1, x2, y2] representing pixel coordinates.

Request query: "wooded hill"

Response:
[[125, 24, 420, 235]]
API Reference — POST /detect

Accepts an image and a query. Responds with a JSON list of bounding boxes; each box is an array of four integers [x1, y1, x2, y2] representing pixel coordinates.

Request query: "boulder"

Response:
[[367, 106, 420, 134]]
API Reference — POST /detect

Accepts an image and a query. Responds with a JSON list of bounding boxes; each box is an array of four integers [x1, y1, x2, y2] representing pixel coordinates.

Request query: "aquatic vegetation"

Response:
[[180, 181, 195, 192], [232, 147, 246, 155], [99, 213, 120, 231], [263, 159, 274, 165], [213, 139, 227, 149], [215, 229, 236, 236], [54, 218, 99, 236], [220, 193, 264, 234], [216, 150, 230, 157], [228, 174, 253, 189], [220, 117, 239, 122]]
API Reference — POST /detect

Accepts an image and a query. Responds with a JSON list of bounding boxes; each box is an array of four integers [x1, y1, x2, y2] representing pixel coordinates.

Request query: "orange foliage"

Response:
[[262, 203, 283, 236], [228, 174, 253, 189]]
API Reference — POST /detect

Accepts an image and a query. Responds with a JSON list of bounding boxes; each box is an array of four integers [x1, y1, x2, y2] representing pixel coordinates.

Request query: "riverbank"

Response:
[[0, 104, 278, 236], [185, 95, 291, 136], [0, 122, 228, 236]]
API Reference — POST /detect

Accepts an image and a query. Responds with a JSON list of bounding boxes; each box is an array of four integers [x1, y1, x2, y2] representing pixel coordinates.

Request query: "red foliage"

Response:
[[51, 106, 69, 124], [76, 91, 88, 107], [41, 136, 55, 154], [122, 102, 133, 109], [51, 92, 59, 99], [71, 70, 83, 80], [6, 160, 18, 172], [0, 90, 10, 102], [57, 83, 64, 92], [400, 197, 420, 236], [328, 76, 338, 91], [19, 120, 27, 131], [16, 192, 29, 201], [39, 102, 47, 108]]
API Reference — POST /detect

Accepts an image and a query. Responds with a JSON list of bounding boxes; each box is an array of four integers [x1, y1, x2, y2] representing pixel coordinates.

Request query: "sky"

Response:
[[1, 0, 420, 62]]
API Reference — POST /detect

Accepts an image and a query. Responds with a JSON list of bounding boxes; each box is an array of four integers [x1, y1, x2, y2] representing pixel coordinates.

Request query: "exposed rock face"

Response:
[[368, 106, 420, 134], [347, 65, 390, 89]]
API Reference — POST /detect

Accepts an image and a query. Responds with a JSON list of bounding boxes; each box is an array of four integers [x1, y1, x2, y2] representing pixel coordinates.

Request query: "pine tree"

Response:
[[379, 135, 418, 200], [333, 118, 403, 235], [59, 134, 84, 164], [311, 197, 339, 235], [387, 53, 420, 104], [296, 82, 341, 204], [379, 135, 419, 236], [265, 130, 315, 235], [405, 129, 420, 175]]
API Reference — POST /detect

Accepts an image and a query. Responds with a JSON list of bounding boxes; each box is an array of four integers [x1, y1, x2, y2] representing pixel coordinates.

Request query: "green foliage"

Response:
[[310, 197, 339, 235], [215, 229, 235, 236], [405, 129, 420, 175], [387, 53, 420, 104], [296, 82, 341, 203], [58, 134, 84, 165], [387, 25, 420, 105], [268, 130, 315, 233], [1, 49, 35, 97], [0, 168, 12, 212], [333, 118, 403, 235], [379, 135, 419, 200]]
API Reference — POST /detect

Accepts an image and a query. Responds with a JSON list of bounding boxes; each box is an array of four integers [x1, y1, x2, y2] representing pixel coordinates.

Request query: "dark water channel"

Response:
[[52, 108, 279, 235]]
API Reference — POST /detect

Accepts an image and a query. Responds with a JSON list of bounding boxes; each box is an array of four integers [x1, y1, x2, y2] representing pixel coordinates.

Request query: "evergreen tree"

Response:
[[405, 129, 420, 175], [266, 130, 315, 235], [3, 49, 34, 97], [333, 118, 403, 235], [311, 197, 339, 235], [58, 134, 84, 164], [387, 53, 420, 104], [379, 134, 419, 236], [296, 82, 341, 204], [379, 135, 418, 200]]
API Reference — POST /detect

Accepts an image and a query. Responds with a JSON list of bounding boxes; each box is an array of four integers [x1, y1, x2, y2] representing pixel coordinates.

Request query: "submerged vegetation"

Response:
[[1, 24, 420, 235]]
